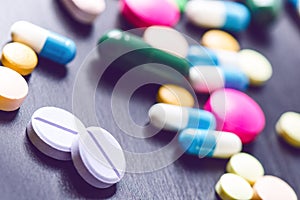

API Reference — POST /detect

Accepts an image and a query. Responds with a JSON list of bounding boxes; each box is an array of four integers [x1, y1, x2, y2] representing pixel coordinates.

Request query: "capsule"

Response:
[[148, 103, 216, 131], [189, 66, 249, 93], [288, 0, 300, 16], [98, 29, 190, 76], [178, 129, 242, 158], [11, 21, 76, 64], [187, 46, 273, 86], [185, 0, 251, 32]]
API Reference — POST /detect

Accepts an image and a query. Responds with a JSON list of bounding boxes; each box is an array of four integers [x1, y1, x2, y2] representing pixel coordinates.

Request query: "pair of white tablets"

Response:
[[26, 107, 126, 188]]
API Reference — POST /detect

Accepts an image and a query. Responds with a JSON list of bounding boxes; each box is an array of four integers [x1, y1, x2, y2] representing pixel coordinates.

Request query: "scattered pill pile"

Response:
[[27, 107, 126, 188]]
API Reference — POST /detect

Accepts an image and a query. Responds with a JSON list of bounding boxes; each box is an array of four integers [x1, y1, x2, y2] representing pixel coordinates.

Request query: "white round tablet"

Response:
[[71, 126, 126, 188], [27, 107, 87, 161], [143, 26, 189, 58]]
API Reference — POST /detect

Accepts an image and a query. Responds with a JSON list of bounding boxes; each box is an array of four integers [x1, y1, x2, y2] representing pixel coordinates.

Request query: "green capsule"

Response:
[[245, 0, 282, 26], [98, 29, 190, 76], [175, 0, 188, 12]]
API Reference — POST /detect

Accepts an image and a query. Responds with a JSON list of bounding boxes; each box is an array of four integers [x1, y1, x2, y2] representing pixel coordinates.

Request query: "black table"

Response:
[[0, 0, 299, 199]]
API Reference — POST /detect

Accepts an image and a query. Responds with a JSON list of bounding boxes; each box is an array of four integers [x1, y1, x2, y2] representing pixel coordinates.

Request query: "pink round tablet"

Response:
[[120, 0, 180, 27], [204, 89, 265, 143]]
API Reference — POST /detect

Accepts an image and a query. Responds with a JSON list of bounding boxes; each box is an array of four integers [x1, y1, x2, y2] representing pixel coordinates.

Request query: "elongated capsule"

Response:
[[187, 46, 273, 86], [148, 103, 216, 131], [178, 129, 242, 158], [185, 0, 251, 32], [98, 29, 190, 76], [189, 66, 249, 93], [289, 0, 300, 16], [11, 21, 76, 64]]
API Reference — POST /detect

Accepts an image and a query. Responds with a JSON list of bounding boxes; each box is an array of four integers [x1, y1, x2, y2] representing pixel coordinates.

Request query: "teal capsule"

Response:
[[98, 29, 190, 76]]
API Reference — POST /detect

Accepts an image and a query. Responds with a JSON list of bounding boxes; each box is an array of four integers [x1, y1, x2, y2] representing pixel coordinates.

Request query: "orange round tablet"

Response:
[[201, 30, 240, 52], [253, 175, 297, 200], [157, 84, 194, 107]]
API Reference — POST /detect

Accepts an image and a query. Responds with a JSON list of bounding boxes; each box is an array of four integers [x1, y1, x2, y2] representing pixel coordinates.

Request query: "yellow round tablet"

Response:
[[0, 67, 28, 111], [157, 84, 194, 107], [215, 173, 254, 200], [238, 49, 272, 86], [226, 152, 264, 185], [1, 42, 38, 76], [201, 30, 240, 52], [253, 175, 297, 200], [276, 112, 300, 147]]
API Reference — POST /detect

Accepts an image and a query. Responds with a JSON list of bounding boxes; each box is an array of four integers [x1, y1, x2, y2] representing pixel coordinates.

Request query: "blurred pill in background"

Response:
[[226, 152, 264, 185], [288, 0, 300, 16], [172, 0, 188, 12], [276, 112, 300, 148], [27, 107, 86, 160], [189, 66, 249, 93], [60, 0, 106, 24], [157, 84, 195, 107], [253, 176, 297, 200], [185, 0, 251, 32], [201, 30, 240, 52], [72, 126, 126, 188], [143, 26, 189, 58], [148, 103, 216, 131], [215, 173, 254, 200], [204, 89, 265, 144], [178, 129, 242, 158], [245, 0, 282, 26], [0, 67, 28, 112], [11, 21, 76, 65], [120, 0, 180, 27], [1, 42, 38, 76]]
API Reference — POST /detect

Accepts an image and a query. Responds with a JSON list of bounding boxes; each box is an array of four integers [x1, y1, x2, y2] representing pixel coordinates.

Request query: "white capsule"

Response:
[[148, 103, 216, 131], [178, 129, 242, 158]]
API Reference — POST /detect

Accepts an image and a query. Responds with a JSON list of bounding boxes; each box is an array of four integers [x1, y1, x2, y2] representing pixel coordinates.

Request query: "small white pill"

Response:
[[71, 126, 126, 188], [27, 107, 87, 161]]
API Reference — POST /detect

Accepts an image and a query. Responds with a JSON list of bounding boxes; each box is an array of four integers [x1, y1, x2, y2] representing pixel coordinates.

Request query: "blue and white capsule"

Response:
[[189, 66, 249, 93], [11, 21, 76, 64], [185, 0, 251, 32], [148, 103, 216, 131], [289, 0, 300, 15], [178, 129, 242, 158]]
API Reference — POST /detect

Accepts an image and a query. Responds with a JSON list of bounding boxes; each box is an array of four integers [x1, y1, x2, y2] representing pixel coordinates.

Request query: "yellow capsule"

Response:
[[276, 112, 300, 147], [2, 42, 38, 76], [226, 153, 264, 185], [215, 173, 254, 200], [201, 30, 240, 52], [157, 84, 194, 107]]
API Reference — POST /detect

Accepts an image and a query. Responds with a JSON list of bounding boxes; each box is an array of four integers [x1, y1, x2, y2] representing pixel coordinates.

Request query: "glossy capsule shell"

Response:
[[189, 66, 249, 93], [185, 0, 251, 32], [98, 29, 190, 76], [11, 21, 76, 64], [178, 129, 242, 158], [148, 103, 216, 131]]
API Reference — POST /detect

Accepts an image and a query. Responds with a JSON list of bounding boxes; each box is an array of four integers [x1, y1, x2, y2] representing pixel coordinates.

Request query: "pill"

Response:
[[1, 42, 38, 76], [148, 103, 216, 131], [143, 26, 189, 58], [71, 126, 126, 188], [253, 175, 297, 200], [60, 0, 105, 24], [178, 129, 242, 158], [185, 0, 251, 32], [26, 107, 87, 160], [187, 46, 273, 86], [189, 66, 249, 93], [276, 112, 300, 147], [172, 0, 188, 12], [226, 152, 264, 185], [0, 67, 28, 111], [11, 21, 76, 65], [215, 173, 254, 200], [289, 0, 300, 16], [157, 84, 194, 107], [201, 30, 240, 52], [120, 0, 180, 27], [245, 0, 282, 26], [98, 29, 190, 76], [204, 89, 265, 143]]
